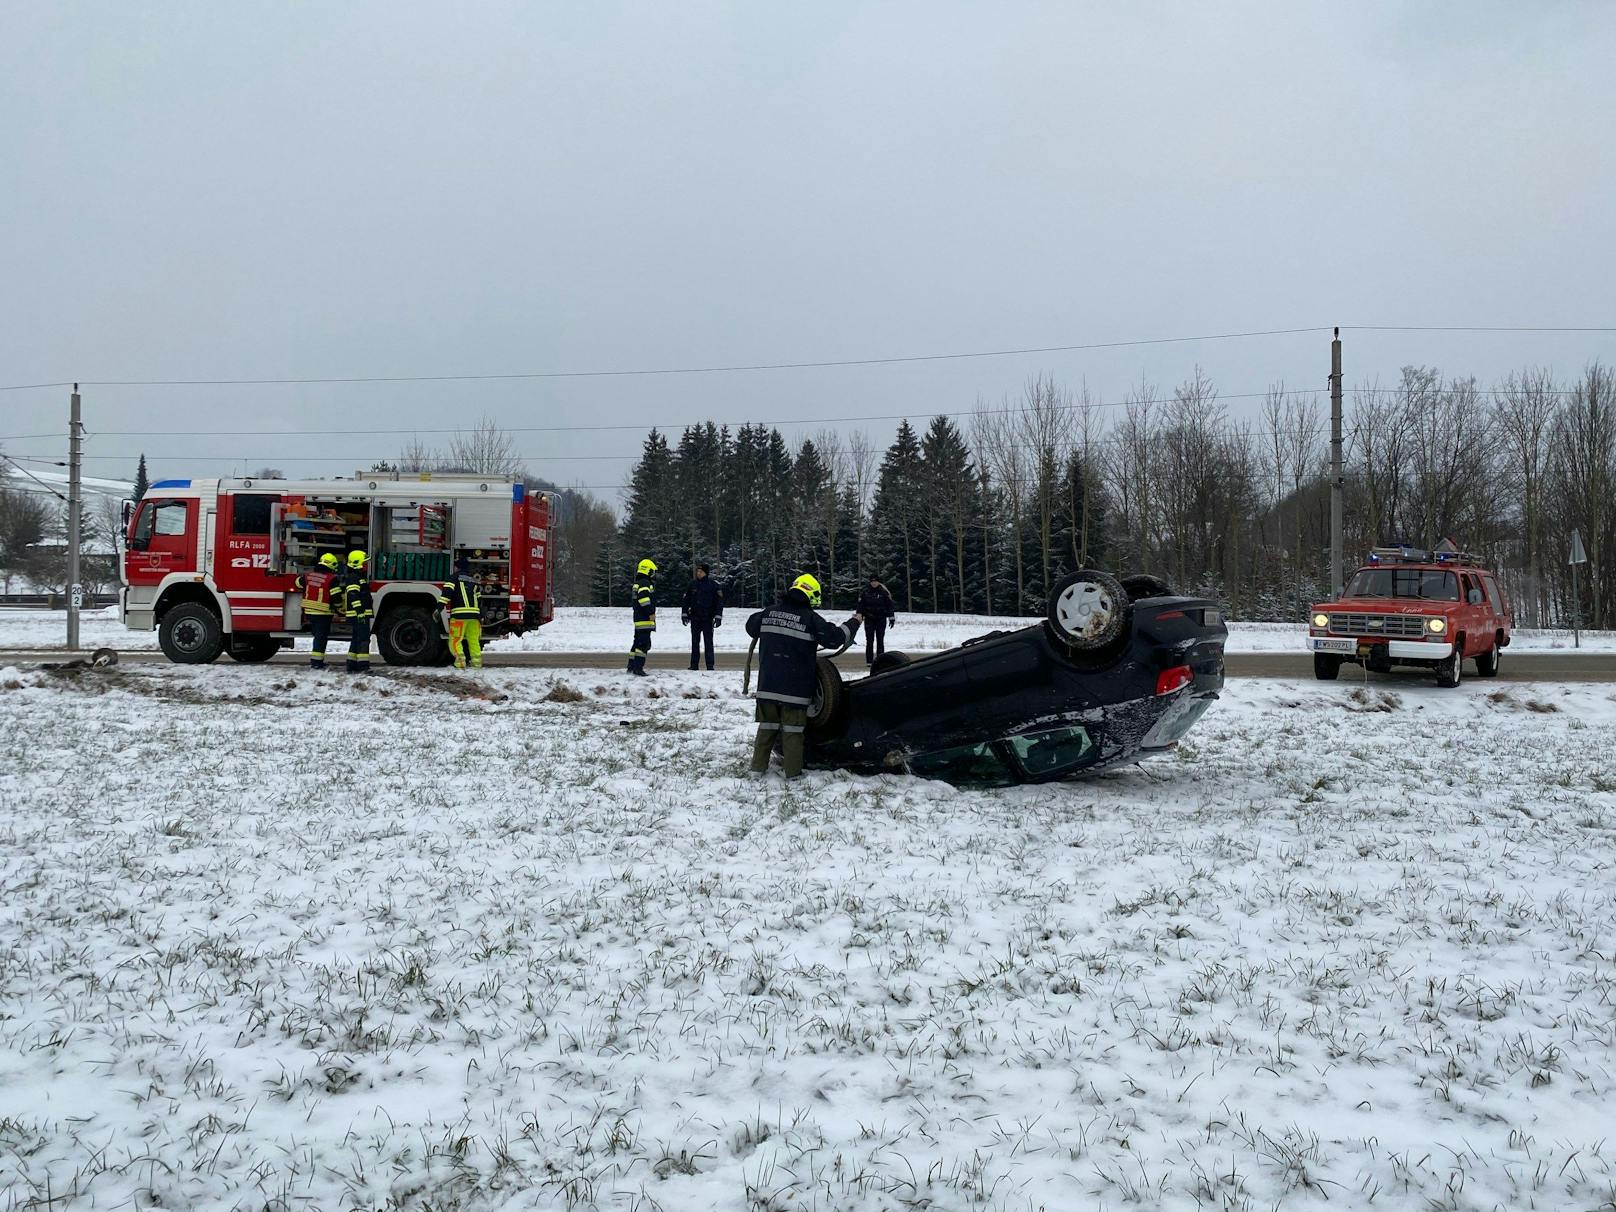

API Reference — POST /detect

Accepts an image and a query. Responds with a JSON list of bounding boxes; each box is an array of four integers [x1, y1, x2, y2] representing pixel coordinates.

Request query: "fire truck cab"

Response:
[[1306, 543, 1512, 688], [121, 474, 555, 665]]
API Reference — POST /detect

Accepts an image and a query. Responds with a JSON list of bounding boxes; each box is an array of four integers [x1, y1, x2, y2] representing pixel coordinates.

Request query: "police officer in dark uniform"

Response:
[[628, 557, 656, 675], [681, 563, 724, 671], [744, 573, 860, 777], [857, 574, 897, 665]]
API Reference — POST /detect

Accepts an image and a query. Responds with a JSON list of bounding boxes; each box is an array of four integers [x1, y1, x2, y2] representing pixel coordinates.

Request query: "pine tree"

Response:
[[133, 454, 150, 502], [920, 416, 978, 612], [869, 421, 925, 611]]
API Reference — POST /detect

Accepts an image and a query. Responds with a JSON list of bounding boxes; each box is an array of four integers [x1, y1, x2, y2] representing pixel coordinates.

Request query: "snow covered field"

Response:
[[2, 664, 1614, 1210], [4, 605, 1615, 656]]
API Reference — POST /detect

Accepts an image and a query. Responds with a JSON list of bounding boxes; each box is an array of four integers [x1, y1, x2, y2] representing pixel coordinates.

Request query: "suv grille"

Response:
[[1326, 612, 1427, 638]]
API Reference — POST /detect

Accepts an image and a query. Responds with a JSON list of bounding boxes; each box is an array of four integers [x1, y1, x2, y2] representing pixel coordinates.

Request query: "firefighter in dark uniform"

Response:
[[438, 556, 483, 669], [744, 573, 861, 777], [681, 562, 724, 671], [338, 549, 374, 673], [294, 552, 340, 669], [627, 557, 656, 675]]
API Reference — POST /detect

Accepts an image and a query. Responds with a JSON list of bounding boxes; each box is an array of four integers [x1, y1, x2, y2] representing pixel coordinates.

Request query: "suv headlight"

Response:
[[1427, 617, 1446, 634], [1312, 613, 1329, 628]]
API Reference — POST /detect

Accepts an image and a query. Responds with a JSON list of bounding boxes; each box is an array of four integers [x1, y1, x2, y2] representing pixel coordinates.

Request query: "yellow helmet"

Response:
[[792, 573, 822, 607], [347, 550, 368, 569], [318, 553, 339, 569], [637, 558, 657, 576]]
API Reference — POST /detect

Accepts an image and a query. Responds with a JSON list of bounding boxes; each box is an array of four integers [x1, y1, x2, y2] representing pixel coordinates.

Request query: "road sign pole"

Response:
[[1569, 528, 1587, 649]]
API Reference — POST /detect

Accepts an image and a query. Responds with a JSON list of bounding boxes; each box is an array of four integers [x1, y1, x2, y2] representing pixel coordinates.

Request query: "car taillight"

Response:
[[1155, 665, 1192, 696]]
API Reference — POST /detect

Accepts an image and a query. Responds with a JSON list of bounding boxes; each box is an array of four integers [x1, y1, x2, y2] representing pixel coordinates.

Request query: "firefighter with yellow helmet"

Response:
[[744, 572, 862, 777], [337, 549, 374, 673], [294, 551, 341, 669], [627, 557, 657, 676]]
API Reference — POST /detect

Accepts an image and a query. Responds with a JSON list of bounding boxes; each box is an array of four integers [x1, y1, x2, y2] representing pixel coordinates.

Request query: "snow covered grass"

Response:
[[3, 605, 1614, 655], [2, 665, 1615, 1210]]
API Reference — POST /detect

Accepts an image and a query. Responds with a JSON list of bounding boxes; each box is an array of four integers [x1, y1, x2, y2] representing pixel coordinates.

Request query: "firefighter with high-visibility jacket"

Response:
[[627, 557, 657, 676], [337, 550, 374, 673], [438, 557, 483, 669], [293, 552, 340, 669]]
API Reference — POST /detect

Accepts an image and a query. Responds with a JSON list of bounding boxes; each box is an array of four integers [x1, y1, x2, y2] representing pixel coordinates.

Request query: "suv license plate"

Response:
[[1311, 637, 1356, 654]]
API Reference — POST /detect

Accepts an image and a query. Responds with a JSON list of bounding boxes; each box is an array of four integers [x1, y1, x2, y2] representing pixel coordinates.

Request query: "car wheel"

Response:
[[1435, 649, 1462, 688], [869, 651, 912, 675], [805, 656, 848, 742], [1120, 572, 1174, 601], [1046, 569, 1130, 652], [1475, 636, 1501, 677], [159, 603, 224, 664], [376, 605, 447, 666], [227, 636, 282, 663], [1313, 653, 1342, 681]]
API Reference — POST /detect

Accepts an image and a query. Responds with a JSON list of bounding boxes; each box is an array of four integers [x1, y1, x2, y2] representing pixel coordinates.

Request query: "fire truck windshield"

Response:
[[1345, 568, 1459, 601]]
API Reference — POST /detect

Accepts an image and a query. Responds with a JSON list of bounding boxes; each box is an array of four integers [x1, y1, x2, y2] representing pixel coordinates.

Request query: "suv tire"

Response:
[[1046, 569, 1131, 653], [1120, 572, 1174, 601], [1313, 653, 1342, 681], [159, 603, 225, 664], [1435, 648, 1462, 689], [805, 656, 848, 742], [1475, 636, 1501, 678], [870, 651, 912, 676]]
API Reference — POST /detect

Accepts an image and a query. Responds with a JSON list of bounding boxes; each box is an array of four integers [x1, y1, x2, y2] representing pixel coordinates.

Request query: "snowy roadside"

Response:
[[2, 666, 1614, 1210], [4, 605, 1614, 656]]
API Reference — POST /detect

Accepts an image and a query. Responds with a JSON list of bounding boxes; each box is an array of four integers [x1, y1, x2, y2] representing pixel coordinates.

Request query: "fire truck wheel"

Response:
[[1434, 649, 1462, 689], [159, 603, 225, 664], [227, 637, 281, 663], [1313, 653, 1342, 681], [1475, 638, 1501, 677], [376, 605, 447, 666]]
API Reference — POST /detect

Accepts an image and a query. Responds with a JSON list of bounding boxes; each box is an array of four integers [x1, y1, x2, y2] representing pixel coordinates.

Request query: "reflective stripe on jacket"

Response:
[[337, 574, 373, 619], [438, 574, 481, 618], [633, 578, 656, 629], [744, 587, 859, 705]]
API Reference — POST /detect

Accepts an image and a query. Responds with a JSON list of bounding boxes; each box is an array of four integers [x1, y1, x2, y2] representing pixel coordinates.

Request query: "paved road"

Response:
[[5, 648, 1615, 682]]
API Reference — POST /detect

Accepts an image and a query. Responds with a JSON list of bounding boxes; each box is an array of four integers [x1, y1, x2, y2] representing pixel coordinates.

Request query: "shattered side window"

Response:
[[1007, 727, 1098, 778], [909, 742, 1015, 787]]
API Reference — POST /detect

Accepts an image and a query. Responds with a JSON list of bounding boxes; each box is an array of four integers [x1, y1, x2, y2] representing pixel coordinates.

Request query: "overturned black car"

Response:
[[801, 570, 1227, 784]]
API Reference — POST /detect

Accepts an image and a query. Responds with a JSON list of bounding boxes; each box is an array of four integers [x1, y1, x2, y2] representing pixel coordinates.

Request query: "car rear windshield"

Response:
[[908, 742, 1015, 787], [1345, 568, 1458, 601], [1006, 726, 1099, 778]]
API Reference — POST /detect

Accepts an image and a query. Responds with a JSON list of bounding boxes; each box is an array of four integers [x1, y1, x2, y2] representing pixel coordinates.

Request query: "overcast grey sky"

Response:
[[3, 1, 1613, 497]]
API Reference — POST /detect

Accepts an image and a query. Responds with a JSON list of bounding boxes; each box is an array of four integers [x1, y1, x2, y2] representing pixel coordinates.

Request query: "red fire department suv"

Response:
[[1307, 544, 1513, 687]]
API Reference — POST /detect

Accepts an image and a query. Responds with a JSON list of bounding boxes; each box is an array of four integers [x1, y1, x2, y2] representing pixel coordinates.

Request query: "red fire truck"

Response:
[[121, 473, 555, 665]]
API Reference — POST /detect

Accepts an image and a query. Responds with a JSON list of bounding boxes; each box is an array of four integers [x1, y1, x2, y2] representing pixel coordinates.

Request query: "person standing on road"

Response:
[[857, 574, 897, 665], [681, 563, 724, 671], [438, 556, 483, 670], [627, 557, 657, 676], [745, 573, 861, 778], [294, 552, 340, 669], [337, 550, 374, 673]]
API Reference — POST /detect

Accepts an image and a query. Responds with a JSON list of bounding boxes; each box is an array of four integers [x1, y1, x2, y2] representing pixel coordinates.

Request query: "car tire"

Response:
[[1313, 653, 1342, 681], [1046, 568, 1131, 652], [869, 651, 911, 676], [376, 605, 447, 666], [1475, 636, 1501, 678], [1435, 649, 1462, 688], [227, 636, 282, 663], [159, 603, 225, 664], [1120, 572, 1174, 601], [805, 656, 848, 742]]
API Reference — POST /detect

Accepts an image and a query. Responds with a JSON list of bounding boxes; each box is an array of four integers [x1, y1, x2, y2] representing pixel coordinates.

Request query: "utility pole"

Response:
[[1329, 328, 1344, 598], [67, 385, 83, 650]]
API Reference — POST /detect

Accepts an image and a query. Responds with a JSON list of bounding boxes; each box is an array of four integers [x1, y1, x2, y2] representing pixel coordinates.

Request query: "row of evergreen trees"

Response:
[[593, 416, 1107, 612]]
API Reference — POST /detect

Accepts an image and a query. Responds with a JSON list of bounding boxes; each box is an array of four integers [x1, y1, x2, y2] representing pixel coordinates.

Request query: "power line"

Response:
[[0, 326, 1336, 393], [0, 455, 68, 503]]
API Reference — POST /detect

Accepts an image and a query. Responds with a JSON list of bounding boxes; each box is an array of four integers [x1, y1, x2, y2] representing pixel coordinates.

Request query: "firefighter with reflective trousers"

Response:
[[337, 550, 374, 673], [294, 552, 340, 669], [438, 557, 483, 669], [745, 573, 861, 778], [627, 557, 657, 676]]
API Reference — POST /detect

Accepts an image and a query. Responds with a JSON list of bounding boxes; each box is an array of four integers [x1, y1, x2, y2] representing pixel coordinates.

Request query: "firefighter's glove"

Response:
[[845, 616, 861, 637]]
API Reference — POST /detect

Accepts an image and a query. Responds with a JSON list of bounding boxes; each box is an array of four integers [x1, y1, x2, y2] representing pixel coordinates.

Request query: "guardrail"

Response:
[[0, 594, 120, 610]]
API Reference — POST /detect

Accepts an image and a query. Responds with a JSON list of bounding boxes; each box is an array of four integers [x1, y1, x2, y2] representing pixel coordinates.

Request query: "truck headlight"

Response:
[[1312, 613, 1329, 628], [1427, 618, 1446, 634]]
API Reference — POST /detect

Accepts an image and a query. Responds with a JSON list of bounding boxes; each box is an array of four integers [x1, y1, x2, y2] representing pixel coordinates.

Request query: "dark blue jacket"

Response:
[[857, 583, 896, 623], [745, 588, 859, 706], [682, 576, 724, 623]]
